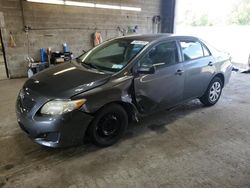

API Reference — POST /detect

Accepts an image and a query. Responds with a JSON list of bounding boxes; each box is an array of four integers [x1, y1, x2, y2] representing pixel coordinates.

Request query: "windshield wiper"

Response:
[[81, 62, 102, 72]]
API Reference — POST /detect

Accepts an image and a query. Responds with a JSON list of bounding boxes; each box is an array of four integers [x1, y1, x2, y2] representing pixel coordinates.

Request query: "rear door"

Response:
[[133, 40, 185, 114], [179, 40, 216, 100]]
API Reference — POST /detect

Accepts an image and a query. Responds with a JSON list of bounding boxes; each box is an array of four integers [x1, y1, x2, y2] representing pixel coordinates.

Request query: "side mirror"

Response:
[[137, 66, 156, 74]]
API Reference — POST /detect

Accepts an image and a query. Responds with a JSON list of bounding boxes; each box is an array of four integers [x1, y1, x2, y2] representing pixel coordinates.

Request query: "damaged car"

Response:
[[16, 34, 233, 148]]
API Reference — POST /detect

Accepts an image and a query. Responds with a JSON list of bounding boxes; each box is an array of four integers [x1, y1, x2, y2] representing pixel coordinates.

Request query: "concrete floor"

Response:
[[0, 72, 249, 188]]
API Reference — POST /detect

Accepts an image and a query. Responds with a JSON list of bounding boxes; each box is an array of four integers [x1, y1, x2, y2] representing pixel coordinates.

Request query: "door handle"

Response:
[[208, 61, 214, 66], [175, 69, 184, 75]]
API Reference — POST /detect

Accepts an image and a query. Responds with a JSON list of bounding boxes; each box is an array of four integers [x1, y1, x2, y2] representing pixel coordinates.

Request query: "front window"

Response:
[[138, 41, 179, 68], [77, 39, 148, 72]]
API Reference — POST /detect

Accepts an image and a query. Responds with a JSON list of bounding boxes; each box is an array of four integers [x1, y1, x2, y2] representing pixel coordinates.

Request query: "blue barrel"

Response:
[[63, 43, 69, 53], [40, 48, 46, 63]]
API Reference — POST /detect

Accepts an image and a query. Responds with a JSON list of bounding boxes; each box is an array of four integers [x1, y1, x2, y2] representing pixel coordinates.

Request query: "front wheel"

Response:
[[87, 104, 128, 147], [200, 77, 223, 106]]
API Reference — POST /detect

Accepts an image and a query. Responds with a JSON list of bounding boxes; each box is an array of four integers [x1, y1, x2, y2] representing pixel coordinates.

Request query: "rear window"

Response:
[[180, 41, 204, 61], [202, 45, 211, 56]]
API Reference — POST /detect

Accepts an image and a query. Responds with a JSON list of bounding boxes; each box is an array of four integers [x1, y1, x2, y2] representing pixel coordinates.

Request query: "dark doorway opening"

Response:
[[161, 0, 176, 33]]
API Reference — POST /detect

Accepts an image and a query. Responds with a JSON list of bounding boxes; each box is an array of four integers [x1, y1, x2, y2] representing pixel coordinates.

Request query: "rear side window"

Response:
[[180, 41, 204, 61]]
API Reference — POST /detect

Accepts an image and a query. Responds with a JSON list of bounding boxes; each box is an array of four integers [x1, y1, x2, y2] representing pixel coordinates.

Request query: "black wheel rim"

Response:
[[96, 113, 121, 140]]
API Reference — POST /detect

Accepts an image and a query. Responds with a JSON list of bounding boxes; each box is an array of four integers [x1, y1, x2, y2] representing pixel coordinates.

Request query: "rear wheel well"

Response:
[[214, 73, 225, 88]]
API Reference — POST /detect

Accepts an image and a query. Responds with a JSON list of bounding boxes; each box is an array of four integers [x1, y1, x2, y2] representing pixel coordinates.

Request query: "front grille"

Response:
[[18, 89, 36, 112], [36, 132, 60, 143], [21, 96, 35, 110]]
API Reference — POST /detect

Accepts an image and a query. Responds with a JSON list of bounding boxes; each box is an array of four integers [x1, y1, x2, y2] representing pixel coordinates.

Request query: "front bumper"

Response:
[[16, 90, 94, 148]]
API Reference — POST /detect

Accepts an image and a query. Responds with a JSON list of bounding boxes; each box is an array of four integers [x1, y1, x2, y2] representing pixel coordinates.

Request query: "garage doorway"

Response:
[[175, 0, 250, 67], [0, 28, 8, 80]]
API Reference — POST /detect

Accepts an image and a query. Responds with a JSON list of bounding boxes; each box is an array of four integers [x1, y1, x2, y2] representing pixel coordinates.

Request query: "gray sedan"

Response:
[[16, 34, 233, 148]]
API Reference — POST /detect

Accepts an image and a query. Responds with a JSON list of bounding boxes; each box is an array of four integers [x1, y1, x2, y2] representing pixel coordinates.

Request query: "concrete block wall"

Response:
[[0, 0, 163, 78]]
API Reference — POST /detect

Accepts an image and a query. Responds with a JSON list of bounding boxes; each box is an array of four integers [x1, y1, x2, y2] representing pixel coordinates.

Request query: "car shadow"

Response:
[[123, 99, 203, 140]]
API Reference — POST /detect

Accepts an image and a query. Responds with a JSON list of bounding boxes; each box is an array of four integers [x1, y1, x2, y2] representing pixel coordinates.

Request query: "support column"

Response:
[[160, 0, 176, 33]]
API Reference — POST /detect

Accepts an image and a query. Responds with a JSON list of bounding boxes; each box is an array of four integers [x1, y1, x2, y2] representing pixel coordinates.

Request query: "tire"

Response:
[[87, 104, 128, 147], [200, 77, 223, 106]]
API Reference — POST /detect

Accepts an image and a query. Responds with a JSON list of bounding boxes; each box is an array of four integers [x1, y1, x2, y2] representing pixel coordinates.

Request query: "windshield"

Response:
[[77, 39, 149, 72]]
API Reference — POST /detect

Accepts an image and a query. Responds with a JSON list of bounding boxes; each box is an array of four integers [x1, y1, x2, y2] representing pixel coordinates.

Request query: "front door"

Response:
[[133, 41, 184, 114]]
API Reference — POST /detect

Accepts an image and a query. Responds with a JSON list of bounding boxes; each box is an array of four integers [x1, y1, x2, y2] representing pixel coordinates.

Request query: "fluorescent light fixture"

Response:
[[95, 4, 120, 10], [121, 6, 141, 11], [26, 0, 141, 12], [65, 1, 94, 7], [26, 0, 64, 5]]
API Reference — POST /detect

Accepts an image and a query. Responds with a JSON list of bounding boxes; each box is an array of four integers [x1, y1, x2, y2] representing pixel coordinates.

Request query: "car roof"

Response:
[[117, 34, 200, 42]]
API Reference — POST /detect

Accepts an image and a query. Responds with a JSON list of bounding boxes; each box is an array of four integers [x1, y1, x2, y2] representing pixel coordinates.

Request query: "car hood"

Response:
[[24, 62, 111, 98]]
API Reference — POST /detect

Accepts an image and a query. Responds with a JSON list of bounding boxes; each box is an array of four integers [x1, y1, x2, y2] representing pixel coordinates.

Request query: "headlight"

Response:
[[40, 99, 86, 115]]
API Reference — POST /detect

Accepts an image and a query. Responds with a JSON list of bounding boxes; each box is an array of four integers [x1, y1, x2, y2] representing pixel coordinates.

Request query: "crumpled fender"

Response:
[[71, 75, 138, 119]]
